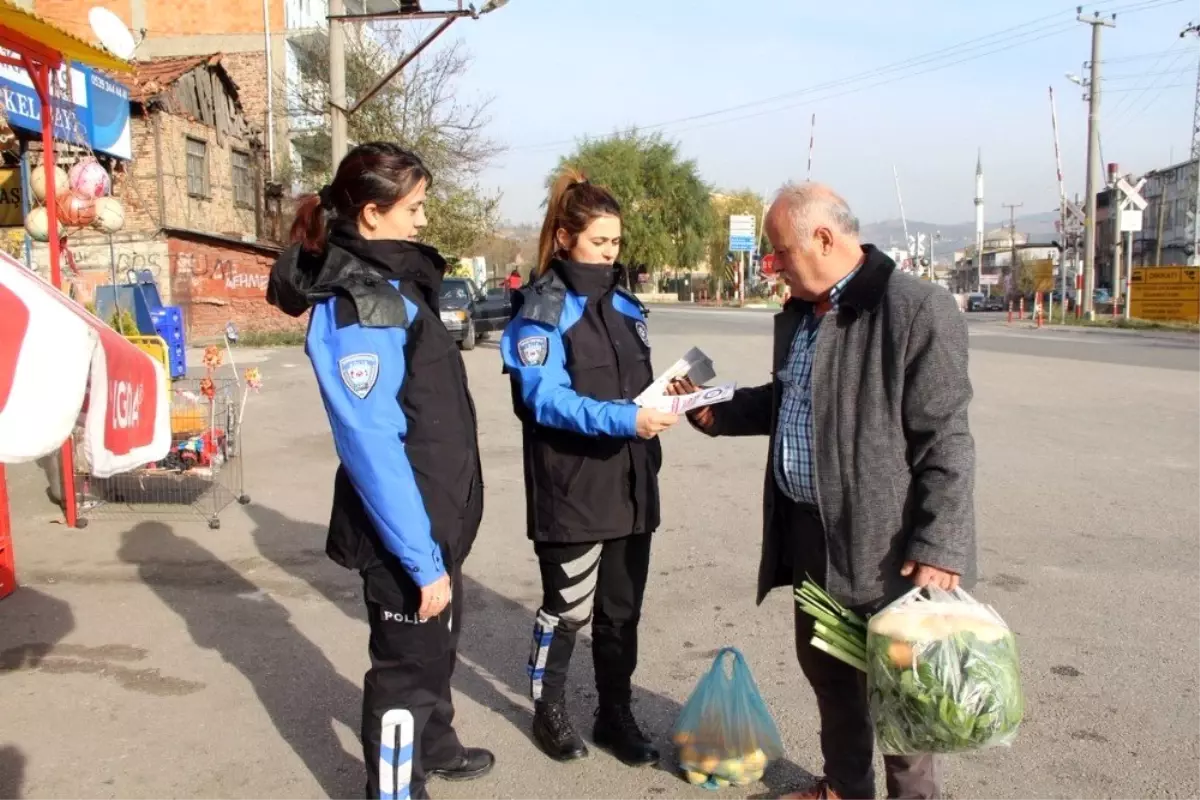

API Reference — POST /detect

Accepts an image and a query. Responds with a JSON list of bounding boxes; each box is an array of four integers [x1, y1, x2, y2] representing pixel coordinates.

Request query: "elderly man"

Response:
[[676, 183, 975, 799]]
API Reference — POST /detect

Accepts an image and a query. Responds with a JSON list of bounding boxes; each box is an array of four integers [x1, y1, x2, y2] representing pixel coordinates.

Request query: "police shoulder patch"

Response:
[[634, 320, 650, 347], [517, 336, 549, 367], [339, 352, 379, 399]]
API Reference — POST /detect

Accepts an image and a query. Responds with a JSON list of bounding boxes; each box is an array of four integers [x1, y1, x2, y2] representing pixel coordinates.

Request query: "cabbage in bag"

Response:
[[867, 586, 1024, 755], [672, 647, 784, 789]]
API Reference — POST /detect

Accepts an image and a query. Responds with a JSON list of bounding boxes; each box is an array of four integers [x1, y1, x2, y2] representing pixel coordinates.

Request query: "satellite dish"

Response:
[[89, 7, 136, 60]]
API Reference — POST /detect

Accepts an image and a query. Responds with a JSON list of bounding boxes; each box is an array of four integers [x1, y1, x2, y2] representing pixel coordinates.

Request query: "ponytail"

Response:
[[536, 167, 622, 275], [289, 193, 328, 254]]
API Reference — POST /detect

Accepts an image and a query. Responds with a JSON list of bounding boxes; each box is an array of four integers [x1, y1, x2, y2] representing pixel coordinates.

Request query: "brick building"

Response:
[[34, 55, 299, 340], [25, 0, 286, 178], [24, 0, 403, 185]]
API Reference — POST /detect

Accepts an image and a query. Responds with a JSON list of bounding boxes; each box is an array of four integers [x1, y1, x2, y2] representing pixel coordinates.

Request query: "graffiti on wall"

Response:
[[171, 251, 271, 296]]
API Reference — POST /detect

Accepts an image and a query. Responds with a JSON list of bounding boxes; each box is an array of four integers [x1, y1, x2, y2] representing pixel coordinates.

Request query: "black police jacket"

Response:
[[267, 222, 483, 583], [500, 259, 661, 544]]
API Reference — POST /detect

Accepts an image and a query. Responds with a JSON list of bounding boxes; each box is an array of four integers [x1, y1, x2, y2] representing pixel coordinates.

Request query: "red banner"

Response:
[[0, 253, 168, 476]]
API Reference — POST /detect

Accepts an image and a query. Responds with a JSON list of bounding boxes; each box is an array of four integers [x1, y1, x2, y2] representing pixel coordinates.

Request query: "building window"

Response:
[[186, 136, 209, 198], [232, 149, 254, 208]]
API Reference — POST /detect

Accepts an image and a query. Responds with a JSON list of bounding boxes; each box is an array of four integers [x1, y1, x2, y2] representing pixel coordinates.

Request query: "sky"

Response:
[[398, 0, 1196, 227]]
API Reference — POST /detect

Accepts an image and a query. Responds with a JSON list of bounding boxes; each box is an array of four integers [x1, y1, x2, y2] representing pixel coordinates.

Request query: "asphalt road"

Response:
[[1, 307, 1197, 799]]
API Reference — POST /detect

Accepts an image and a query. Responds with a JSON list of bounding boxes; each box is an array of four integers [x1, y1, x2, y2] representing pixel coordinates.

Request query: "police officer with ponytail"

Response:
[[501, 169, 678, 767], [267, 142, 492, 799]]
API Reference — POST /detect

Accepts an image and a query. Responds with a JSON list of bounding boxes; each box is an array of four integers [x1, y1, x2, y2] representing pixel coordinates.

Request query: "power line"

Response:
[[510, 0, 1184, 153], [1111, 45, 1196, 124], [1107, 38, 1188, 121], [1103, 62, 1198, 79]]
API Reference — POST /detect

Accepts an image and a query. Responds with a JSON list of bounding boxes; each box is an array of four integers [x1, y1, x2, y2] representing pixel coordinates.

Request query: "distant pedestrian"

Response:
[[268, 143, 493, 800], [673, 182, 976, 800]]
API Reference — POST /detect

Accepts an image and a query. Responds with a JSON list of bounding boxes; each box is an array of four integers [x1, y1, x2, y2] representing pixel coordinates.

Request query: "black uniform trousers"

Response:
[[527, 533, 652, 706], [361, 560, 464, 800], [782, 499, 941, 800]]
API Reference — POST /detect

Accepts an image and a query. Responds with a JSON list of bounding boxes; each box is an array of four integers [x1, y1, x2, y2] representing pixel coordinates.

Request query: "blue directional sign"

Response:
[[728, 214, 756, 253]]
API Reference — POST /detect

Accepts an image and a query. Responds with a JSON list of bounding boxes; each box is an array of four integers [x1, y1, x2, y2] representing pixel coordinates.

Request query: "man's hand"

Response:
[[901, 561, 960, 592], [635, 407, 679, 439], [667, 377, 715, 431], [419, 573, 452, 620]]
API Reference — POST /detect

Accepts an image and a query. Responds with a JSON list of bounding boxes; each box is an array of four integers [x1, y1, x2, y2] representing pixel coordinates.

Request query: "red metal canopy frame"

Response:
[[0, 20, 108, 597]]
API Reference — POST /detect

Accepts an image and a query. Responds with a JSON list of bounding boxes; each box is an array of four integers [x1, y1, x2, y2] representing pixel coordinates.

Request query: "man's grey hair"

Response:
[[773, 181, 860, 241]]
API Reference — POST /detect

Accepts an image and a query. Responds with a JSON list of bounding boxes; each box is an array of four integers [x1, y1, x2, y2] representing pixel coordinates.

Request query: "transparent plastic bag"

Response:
[[867, 586, 1024, 755], [671, 647, 785, 789]]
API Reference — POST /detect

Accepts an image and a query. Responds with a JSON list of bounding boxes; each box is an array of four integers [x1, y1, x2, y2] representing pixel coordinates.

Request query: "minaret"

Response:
[[974, 149, 985, 289]]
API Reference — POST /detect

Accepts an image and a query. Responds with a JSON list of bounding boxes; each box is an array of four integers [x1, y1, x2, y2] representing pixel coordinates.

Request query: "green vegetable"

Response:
[[796, 581, 1024, 754], [794, 580, 867, 671], [867, 607, 1024, 755]]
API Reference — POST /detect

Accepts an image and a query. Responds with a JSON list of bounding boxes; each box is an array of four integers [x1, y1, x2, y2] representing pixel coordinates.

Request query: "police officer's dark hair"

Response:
[[536, 167, 622, 274], [290, 142, 433, 253]]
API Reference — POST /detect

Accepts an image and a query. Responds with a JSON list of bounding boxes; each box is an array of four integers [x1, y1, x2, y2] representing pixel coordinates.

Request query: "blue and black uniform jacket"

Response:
[[267, 224, 483, 588], [500, 259, 661, 544]]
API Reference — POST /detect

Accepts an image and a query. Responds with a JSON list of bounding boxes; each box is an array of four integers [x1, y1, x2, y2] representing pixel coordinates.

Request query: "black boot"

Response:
[[592, 703, 659, 767], [532, 698, 589, 762], [425, 747, 495, 782]]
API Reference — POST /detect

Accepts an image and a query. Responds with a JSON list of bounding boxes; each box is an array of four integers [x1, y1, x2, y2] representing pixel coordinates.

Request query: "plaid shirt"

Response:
[[772, 268, 859, 505]]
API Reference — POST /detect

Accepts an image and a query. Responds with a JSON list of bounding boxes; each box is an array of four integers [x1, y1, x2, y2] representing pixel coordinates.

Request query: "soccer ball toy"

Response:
[[68, 158, 111, 198]]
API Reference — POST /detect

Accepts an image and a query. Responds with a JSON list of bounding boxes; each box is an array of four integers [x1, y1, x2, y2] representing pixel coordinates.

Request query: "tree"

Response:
[[551, 131, 713, 279], [284, 25, 502, 254]]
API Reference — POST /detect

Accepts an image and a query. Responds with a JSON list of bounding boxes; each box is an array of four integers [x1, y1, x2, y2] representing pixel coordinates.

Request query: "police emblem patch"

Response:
[[517, 336, 549, 367], [339, 353, 379, 399], [634, 320, 650, 347]]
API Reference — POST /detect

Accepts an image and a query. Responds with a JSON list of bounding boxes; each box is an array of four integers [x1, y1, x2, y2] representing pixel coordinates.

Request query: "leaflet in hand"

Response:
[[639, 382, 737, 415], [635, 347, 717, 405]]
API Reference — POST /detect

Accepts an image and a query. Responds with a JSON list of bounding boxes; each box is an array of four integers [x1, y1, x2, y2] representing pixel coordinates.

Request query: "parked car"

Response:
[[966, 292, 985, 311], [984, 295, 1006, 311], [439, 277, 511, 350]]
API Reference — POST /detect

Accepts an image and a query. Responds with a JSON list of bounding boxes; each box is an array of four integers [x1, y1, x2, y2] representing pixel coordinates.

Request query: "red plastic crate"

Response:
[[0, 465, 14, 600]]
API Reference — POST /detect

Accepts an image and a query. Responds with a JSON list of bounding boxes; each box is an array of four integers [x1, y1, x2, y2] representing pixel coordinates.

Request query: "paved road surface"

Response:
[[1, 307, 1197, 799]]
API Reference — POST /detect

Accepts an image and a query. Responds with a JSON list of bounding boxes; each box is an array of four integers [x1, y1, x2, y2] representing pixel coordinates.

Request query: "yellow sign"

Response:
[[1142, 267, 1180, 283], [0, 169, 22, 227], [1135, 285, 1200, 301], [1129, 300, 1200, 323], [1129, 267, 1200, 323], [1030, 259, 1054, 292]]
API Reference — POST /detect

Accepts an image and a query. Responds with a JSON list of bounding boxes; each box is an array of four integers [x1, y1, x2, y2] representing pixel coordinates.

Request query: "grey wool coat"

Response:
[[703, 245, 977, 608]]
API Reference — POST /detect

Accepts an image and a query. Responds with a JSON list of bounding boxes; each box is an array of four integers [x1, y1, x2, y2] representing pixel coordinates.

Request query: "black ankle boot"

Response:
[[532, 699, 589, 762], [592, 703, 659, 767]]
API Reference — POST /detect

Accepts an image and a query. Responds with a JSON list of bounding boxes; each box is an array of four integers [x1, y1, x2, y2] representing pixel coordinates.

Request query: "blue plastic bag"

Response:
[[672, 647, 785, 790]]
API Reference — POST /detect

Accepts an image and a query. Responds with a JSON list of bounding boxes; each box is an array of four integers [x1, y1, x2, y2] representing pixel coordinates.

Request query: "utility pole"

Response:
[[1079, 9, 1116, 319], [329, 0, 348, 167], [1183, 22, 1199, 267], [1003, 202, 1023, 293]]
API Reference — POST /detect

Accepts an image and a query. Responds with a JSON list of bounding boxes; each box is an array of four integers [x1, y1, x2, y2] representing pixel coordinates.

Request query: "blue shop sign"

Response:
[[0, 49, 131, 160]]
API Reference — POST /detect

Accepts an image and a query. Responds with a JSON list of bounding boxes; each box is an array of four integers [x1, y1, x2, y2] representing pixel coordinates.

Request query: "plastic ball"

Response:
[[30, 163, 68, 202], [68, 158, 111, 198], [92, 196, 125, 233], [697, 755, 720, 774], [711, 776, 731, 788], [684, 770, 708, 786], [57, 191, 96, 227], [24, 206, 49, 242]]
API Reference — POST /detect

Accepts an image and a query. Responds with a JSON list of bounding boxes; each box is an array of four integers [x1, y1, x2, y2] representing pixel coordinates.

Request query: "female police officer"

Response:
[[268, 142, 492, 799], [501, 169, 678, 767]]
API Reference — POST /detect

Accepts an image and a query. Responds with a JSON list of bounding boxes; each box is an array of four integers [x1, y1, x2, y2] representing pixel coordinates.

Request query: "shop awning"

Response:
[[0, 0, 133, 73], [0, 253, 169, 477]]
